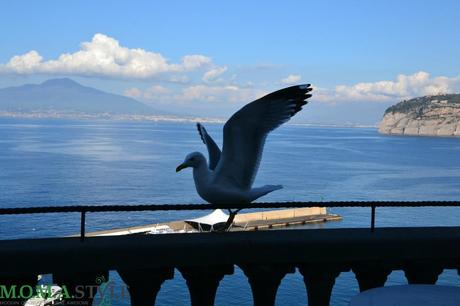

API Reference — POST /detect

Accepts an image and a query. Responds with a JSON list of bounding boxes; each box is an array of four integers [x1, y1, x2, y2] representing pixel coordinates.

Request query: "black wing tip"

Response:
[[294, 84, 313, 96], [196, 122, 206, 142], [286, 83, 312, 91], [293, 85, 312, 115], [263, 83, 313, 101]]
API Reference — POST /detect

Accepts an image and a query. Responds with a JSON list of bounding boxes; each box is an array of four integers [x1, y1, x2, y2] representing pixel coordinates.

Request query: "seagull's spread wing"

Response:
[[197, 123, 221, 170], [214, 84, 312, 189]]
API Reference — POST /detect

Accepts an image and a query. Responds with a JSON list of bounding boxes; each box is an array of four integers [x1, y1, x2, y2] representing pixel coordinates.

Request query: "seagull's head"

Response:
[[176, 152, 206, 172]]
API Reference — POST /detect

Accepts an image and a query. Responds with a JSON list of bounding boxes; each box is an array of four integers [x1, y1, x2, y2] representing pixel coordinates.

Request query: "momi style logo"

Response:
[[0, 284, 70, 305], [0, 276, 128, 306]]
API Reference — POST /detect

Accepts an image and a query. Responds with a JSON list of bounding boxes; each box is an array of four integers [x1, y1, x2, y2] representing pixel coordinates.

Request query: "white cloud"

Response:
[[143, 85, 171, 99], [316, 71, 460, 103], [126, 83, 266, 106], [167, 75, 190, 84], [123, 87, 142, 98], [5, 50, 44, 73], [202, 66, 227, 82], [0, 33, 212, 79], [281, 74, 301, 85], [124, 85, 171, 100], [180, 84, 261, 103], [181, 55, 211, 70]]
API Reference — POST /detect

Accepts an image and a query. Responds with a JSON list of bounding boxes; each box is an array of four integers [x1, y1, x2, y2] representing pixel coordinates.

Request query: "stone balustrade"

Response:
[[1, 227, 460, 306]]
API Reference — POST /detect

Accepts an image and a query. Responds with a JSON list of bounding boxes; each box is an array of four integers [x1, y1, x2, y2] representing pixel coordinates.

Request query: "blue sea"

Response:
[[1, 118, 460, 305]]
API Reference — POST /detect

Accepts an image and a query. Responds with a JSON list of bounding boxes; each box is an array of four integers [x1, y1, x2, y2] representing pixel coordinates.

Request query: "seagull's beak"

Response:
[[176, 163, 188, 172]]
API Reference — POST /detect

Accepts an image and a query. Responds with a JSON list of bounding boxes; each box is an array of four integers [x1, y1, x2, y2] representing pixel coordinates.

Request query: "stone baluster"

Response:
[[403, 262, 443, 284], [352, 263, 392, 291], [118, 267, 174, 306], [179, 265, 234, 306], [298, 265, 344, 306], [53, 271, 109, 306], [239, 264, 295, 306]]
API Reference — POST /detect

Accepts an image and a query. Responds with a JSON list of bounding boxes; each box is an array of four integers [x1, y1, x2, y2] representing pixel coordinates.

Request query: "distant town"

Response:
[[0, 110, 226, 124], [0, 110, 378, 128]]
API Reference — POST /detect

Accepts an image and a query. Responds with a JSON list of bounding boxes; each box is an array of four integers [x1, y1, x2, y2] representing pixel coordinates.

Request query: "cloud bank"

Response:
[[125, 84, 266, 106], [0, 33, 214, 79], [124, 71, 460, 111], [2, 35, 459, 109], [316, 71, 460, 103]]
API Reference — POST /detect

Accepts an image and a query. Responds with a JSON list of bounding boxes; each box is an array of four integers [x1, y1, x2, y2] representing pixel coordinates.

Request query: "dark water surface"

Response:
[[1, 119, 459, 305]]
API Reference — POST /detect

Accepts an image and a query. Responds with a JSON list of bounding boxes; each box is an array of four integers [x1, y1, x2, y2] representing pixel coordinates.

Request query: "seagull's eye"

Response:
[[190, 157, 195, 162]]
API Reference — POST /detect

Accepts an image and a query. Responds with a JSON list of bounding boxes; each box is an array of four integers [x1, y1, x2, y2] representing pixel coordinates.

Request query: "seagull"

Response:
[[176, 84, 312, 204]]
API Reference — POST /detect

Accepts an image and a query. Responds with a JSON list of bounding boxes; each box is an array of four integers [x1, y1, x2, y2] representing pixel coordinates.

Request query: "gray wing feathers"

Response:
[[215, 84, 312, 189], [197, 123, 221, 170]]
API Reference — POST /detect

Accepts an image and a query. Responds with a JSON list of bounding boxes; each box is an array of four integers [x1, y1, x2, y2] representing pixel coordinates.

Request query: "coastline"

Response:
[[0, 111, 378, 129]]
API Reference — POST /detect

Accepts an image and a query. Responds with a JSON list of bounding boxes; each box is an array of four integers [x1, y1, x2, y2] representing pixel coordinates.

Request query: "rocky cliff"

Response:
[[379, 94, 460, 136]]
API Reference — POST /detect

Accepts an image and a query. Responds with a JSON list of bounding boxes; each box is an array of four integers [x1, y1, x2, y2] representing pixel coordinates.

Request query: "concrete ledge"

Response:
[[234, 207, 326, 222]]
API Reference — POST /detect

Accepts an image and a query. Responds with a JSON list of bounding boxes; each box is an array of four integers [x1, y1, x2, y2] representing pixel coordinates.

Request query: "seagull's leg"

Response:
[[219, 208, 242, 232]]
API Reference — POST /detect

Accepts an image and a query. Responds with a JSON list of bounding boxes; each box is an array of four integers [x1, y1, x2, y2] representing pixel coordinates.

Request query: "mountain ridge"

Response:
[[0, 78, 157, 115]]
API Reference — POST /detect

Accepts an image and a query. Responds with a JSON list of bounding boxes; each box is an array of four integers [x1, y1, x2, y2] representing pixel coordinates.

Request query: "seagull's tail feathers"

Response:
[[248, 184, 283, 202]]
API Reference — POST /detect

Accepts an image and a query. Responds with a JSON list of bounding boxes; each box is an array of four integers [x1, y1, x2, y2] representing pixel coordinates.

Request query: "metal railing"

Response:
[[1, 201, 459, 241], [1, 201, 460, 306]]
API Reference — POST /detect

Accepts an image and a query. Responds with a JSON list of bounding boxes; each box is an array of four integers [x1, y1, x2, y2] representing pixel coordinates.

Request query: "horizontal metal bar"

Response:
[[0, 201, 459, 215]]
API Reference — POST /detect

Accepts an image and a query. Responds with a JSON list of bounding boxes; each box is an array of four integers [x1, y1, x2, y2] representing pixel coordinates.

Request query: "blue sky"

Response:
[[0, 0, 459, 124]]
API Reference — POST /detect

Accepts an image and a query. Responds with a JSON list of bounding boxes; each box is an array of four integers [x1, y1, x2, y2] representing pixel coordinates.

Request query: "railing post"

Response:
[[118, 267, 174, 306], [239, 264, 295, 306], [403, 262, 444, 284], [179, 265, 234, 306], [298, 265, 344, 306], [352, 263, 392, 291], [370, 205, 376, 232], [80, 210, 86, 242]]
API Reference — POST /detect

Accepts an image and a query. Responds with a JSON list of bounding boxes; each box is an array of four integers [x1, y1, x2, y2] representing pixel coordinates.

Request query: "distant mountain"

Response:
[[379, 94, 460, 136], [0, 78, 155, 115]]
